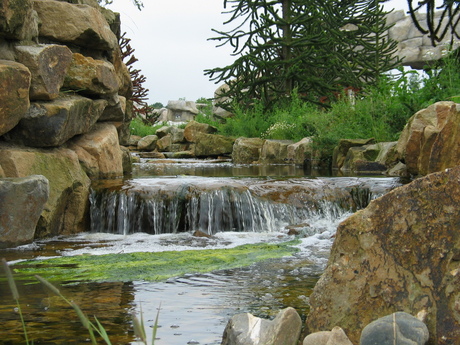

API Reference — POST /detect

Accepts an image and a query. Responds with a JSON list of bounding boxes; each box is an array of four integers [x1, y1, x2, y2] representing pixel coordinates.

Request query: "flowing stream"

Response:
[[0, 158, 404, 345]]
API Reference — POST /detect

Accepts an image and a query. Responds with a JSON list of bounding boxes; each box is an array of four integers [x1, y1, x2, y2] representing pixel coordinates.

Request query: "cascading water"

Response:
[[89, 175, 396, 237], [90, 178, 320, 235]]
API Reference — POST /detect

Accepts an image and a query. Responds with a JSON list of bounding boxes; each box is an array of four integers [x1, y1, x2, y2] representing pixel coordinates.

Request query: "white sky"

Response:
[[107, 0, 409, 105]]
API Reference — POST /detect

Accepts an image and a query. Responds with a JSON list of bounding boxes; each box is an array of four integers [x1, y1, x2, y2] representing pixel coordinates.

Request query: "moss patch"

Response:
[[11, 241, 299, 283]]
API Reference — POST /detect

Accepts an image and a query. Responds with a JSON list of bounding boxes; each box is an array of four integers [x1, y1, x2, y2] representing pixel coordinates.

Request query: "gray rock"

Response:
[[222, 307, 302, 345], [0, 175, 49, 248], [232, 137, 264, 164], [5, 95, 107, 147], [137, 135, 158, 151], [259, 140, 294, 164], [167, 100, 199, 114], [303, 327, 353, 345], [360, 312, 429, 345]]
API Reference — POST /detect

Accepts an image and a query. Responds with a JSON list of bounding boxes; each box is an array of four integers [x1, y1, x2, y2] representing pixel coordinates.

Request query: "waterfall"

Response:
[[89, 176, 401, 236]]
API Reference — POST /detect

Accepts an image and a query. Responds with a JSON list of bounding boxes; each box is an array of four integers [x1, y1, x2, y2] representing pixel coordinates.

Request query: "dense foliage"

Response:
[[198, 50, 460, 157], [205, 0, 399, 110]]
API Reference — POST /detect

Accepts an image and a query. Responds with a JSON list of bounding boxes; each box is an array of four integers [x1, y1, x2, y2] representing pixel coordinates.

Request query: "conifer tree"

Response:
[[408, 0, 460, 46], [206, 0, 400, 109]]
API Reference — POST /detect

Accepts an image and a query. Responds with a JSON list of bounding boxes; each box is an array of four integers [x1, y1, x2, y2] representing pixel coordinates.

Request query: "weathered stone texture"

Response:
[[6, 95, 107, 147], [259, 140, 294, 164], [33, 0, 118, 51], [0, 60, 31, 136], [0, 175, 49, 248], [306, 166, 460, 344], [0, 0, 38, 40], [0, 144, 91, 237], [68, 123, 123, 179], [395, 101, 460, 176], [64, 53, 119, 96], [232, 137, 265, 164], [222, 307, 302, 345], [15, 44, 73, 100]]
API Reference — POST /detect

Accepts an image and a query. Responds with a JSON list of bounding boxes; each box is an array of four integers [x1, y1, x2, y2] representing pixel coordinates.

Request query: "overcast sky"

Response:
[[107, 0, 409, 105]]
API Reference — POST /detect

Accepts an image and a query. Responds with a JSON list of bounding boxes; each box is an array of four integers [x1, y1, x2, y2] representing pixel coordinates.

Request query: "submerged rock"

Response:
[[306, 166, 460, 344], [221, 307, 301, 345]]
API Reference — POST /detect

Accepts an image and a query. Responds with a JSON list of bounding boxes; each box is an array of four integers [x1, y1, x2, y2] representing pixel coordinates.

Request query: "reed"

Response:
[[2, 258, 159, 345]]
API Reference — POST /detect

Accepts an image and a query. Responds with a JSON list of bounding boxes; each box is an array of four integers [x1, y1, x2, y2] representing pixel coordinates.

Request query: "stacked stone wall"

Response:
[[0, 0, 132, 244]]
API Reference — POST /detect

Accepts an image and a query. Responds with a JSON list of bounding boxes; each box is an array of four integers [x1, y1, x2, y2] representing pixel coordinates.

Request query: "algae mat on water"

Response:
[[11, 241, 300, 283]]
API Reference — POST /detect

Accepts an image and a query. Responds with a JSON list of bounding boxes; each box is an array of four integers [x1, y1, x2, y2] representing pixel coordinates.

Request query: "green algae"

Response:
[[11, 241, 300, 283]]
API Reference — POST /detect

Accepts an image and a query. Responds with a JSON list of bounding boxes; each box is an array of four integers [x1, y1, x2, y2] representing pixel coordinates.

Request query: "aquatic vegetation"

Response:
[[11, 241, 300, 283]]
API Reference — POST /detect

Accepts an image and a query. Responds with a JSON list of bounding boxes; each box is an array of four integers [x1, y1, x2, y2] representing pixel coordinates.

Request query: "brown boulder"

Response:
[[396, 101, 460, 176], [0, 144, 91, 237], [184, 120, 218, 142], [305, 166, 460, 344], [0, 0, 38, 41], [259, 140, 294, 164], [193, 133, 234, 157], [0, 60, 31, 136], [64, 53, 119, 96], [232, 137, 265, 164], [15, 44, 73, 101], [68, 123, 123, 179], [33, 0, 118, 52]]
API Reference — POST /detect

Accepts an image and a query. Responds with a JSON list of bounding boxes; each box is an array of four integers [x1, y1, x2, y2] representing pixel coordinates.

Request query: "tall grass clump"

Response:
[[197, 51, 460, 158], [130, 118, 165, 137]]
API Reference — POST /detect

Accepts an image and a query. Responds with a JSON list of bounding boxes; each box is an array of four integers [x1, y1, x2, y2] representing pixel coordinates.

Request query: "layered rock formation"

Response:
[[305, 166, 460, 344], [0, 0, 132, 242]]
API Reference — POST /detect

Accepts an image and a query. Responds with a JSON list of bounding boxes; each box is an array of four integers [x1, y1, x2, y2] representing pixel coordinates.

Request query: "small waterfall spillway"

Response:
[[89, 175, 403, 237]]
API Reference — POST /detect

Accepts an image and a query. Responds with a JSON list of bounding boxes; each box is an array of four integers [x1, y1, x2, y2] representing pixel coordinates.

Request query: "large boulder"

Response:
[[5, 95, 107, 147], [340, 142, 397, 174], [0, 0, 38, 41], [0, 175, 49, 248], [184, 121, 218, 142], [33, 0, 118, 52], [332, 138, 375, 170], [193, 133, 235, 157], [68, 123, 123, 179], [137, 135, 158, 151], [259, 140, 294, 164], [15, 44, 73, 101], [232, 137, 265, 164], [287, 137, 313, 165], [63, 53, 119, 96], [0, 144, 91, 237], [305, 166, 460, 344], [221, 307, 302, 345], [0, 60, 31, 136], [395, 101, 460, 176]]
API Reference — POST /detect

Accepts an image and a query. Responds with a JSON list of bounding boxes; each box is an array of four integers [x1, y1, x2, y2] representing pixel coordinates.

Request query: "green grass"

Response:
[[10, 241, 299, 283], [130, 118, 165, 137], [196, 51, 460, 158]]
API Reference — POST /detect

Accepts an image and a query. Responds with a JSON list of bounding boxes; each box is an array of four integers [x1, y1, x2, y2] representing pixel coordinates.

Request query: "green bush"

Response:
[[130, 118, 164, 137], [196, 52, 460, 158]]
